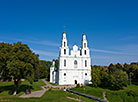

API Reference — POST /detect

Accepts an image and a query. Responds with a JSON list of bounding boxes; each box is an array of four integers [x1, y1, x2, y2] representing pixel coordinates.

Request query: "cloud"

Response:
[[24, 40, 60, 47], [93, 55, 138, 65], [91, 48, 125, 55], [91, 45, 138, 65], [32, 49, 58, 57], [120, 35, 137, 41], [91, 48, 138, 56], [110, 44, 138, 56], [0, 37, 60, 47]]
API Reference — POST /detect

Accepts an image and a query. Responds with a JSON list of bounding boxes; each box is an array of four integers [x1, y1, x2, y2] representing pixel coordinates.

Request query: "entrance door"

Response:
[[74, 80, 77, 84]]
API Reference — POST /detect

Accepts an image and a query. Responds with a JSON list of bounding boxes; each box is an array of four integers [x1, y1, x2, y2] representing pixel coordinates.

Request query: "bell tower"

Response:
[[59, 32, 69, 56], [81, 33, 90, 56]]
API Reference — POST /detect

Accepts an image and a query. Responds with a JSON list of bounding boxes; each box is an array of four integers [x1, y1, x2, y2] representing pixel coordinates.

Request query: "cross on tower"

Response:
[[64, 25, 66, 32]]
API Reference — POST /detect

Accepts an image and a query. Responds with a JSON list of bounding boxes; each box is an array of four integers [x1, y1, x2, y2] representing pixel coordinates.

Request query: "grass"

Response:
[[72, 84, 138, 102], [107, 84, 138, 102], [0, 80, 97, 102], [0, 90, 97, 102], [2, 80, 138, 102], [0, 79, 46, 96], [72, 85, 104, 99], [49, 82, 58, 86]]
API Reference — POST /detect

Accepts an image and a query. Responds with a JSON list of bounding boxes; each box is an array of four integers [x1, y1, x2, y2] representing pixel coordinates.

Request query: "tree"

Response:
[[91, 66, 101, 87], [39, 60, 52, 79], [108, 63, 123, 73], [91, 64, 129, 90], [91, 65, 108, 87], [108, 63, 116, 73], [0, 42, 40, 95], [0, 42, 12, 80], [124, 63, 138, 83], [108, 70, 128, 90]]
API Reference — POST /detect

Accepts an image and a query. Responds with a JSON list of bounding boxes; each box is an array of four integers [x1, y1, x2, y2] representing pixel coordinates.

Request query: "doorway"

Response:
[[74, 80, 77, 84]]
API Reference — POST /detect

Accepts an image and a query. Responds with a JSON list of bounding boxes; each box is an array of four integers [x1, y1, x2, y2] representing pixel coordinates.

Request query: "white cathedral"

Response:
[[50, 32, 91, 85]]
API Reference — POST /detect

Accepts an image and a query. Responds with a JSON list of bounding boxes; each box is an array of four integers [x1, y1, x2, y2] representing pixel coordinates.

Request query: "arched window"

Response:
[[74, 60, 77, 68], [85, 60, 87, 67], [64, 42, 66, 47], [84, 50, 87, 55], [64, 49, 66, 55], [64, 60, 66, 67], [80, 50, 82, 56], [84, 43, 86, 48]]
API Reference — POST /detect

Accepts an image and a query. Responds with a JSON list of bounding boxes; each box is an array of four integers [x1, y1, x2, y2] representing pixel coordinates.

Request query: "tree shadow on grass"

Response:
[[0, 85, 33, 95], [132, 81, 138, 85]]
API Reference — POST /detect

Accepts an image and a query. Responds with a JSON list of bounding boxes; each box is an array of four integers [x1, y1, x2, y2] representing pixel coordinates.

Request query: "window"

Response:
[[64, 60, 66, 67], [74, 60, 77, 65], [85, 60, 87, 67], [64, 73, 66, 76], [85, 73, 87, 76], [64, 42, 66, 47], [84, 43, 86, 48], [80, 50, 82, 56], [74, 60, 77, 68], [64, 49, 66, 55], [84, 50, 87, 55]]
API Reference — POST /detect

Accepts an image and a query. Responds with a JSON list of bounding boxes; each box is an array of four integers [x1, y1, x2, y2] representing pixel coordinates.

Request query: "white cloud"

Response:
[[91, 48, 124, 55], [24, 40, 60, 47], [0, 37, 60, 47], [32, 49, 58, 57], [120, 35, 137, 41], [91, 47, 138, 56]]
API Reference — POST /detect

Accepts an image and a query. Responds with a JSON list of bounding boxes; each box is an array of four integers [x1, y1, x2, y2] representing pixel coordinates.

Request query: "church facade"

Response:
[[50, 32, 91, 85]]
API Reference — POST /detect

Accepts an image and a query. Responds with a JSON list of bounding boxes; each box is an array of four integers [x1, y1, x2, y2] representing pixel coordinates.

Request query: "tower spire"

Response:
[[83, 27, 85, 34], [63, 25, 66, 33]]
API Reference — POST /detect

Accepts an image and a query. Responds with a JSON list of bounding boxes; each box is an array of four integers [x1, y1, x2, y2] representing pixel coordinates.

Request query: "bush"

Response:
[[127, 90, 137, 97], [76, 84, 81, 88]]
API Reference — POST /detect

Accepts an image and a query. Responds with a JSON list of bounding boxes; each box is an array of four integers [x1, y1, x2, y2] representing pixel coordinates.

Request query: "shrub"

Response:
[[127, 90, 137, 97]]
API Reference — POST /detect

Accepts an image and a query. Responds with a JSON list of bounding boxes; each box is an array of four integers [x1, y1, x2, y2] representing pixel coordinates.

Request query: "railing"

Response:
[[66, 89, 108, 102]]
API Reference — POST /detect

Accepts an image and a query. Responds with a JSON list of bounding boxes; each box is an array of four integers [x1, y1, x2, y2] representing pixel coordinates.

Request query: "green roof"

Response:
[[51, 65, 55, 68]]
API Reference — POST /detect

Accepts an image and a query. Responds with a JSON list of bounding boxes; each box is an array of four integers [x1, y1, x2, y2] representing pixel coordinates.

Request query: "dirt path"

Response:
[[103, 91, 108, 102], [42, 79, 76, 89], [20, 89, 47, 98], [20, 80, 48, 98], [20, 80, 75, 98]]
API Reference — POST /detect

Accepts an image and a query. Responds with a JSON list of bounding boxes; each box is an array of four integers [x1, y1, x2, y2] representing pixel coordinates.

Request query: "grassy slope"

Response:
[[0, 80, 45, 96], [0, 81, 97, 102], [0, 90, 97, 102], [72, 85, 138, 102], [107, 84, 138, 102], [72, 86, 104, 99], [2, 80, 138, 102]]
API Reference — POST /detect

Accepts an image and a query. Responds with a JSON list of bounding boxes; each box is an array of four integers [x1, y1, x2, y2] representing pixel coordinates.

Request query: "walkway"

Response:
[[20, 80, 75, 98], [20, 80, 48, 98], [42, 79, 76, 89], [103, 91, 108, 102], [20, 89, 47, 98]]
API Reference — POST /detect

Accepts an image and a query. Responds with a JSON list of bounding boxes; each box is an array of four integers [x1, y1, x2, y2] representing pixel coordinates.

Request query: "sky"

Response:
[[0, 0, 138, 65]]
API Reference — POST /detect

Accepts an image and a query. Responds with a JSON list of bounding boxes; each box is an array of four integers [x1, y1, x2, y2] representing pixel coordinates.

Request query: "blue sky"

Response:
[[0, 0, 138, 65]]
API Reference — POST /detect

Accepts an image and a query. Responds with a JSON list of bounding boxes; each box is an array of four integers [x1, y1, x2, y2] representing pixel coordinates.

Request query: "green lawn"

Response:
[[0, 80, 97, 102], [0, 79, 46, 96], [72, 86, 104, 99], [107, 84, 138, 102], [2, 80, 138, 102], [72, 84, 138, 102], [0, 90, 97, 102]]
